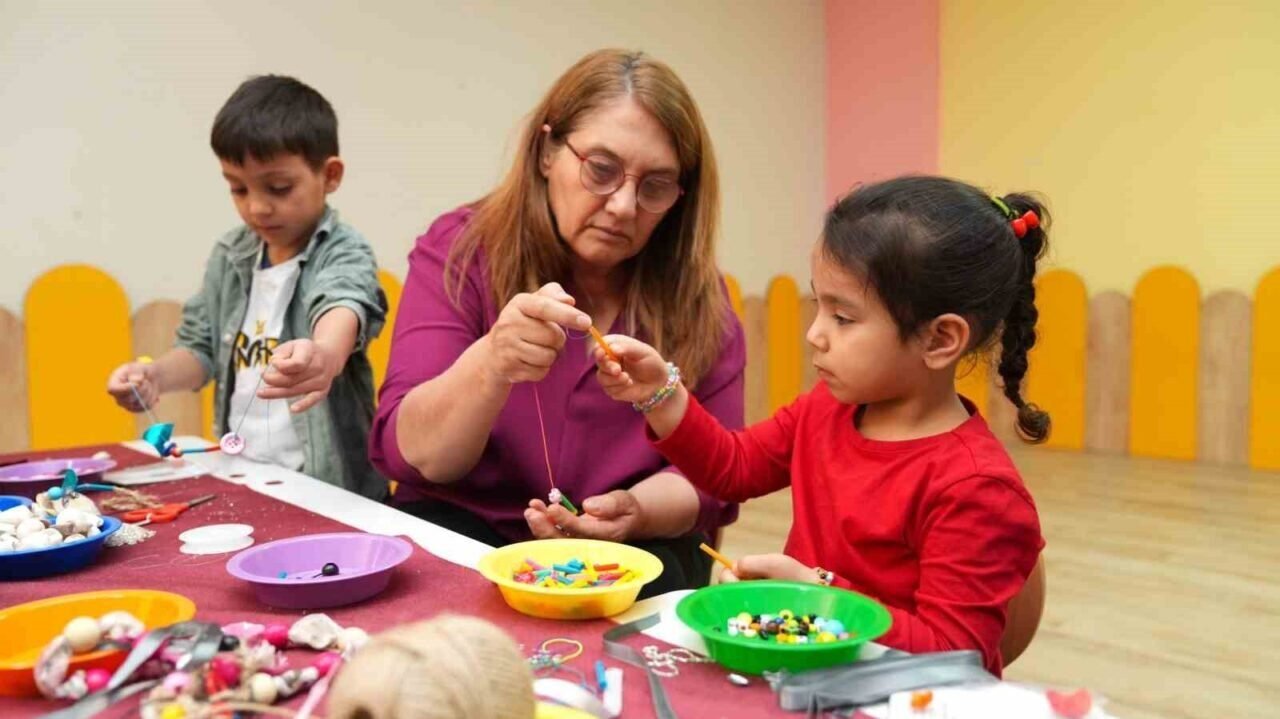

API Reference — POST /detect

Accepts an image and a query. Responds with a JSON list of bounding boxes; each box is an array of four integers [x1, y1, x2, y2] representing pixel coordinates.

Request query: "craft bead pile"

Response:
[[511, 557, 638, 588], [722, 609, 856, 643]]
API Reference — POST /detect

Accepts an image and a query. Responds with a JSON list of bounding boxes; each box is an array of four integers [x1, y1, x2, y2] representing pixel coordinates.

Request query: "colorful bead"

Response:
[[249, 672, 278, 704], [264, 624, 290, 649], [160, 704, 186, 719], [63, 616, 102, 653], [210, 655, 240, 687], [313, 651, 341, 677], [84, 668, 111, 693]]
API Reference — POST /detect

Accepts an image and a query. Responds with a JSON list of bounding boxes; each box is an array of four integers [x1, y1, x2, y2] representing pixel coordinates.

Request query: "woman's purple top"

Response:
[[369, 207, 746, 542]]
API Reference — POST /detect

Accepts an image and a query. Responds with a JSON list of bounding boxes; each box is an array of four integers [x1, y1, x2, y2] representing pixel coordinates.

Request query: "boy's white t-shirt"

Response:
[[227, 251, 306, 471]]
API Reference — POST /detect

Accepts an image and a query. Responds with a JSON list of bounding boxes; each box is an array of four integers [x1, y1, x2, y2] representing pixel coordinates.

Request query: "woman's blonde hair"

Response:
[[448, 48, 728, 386]]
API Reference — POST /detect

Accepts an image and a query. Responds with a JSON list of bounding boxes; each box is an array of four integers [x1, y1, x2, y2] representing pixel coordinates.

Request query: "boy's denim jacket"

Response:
[[175, 207, 388, 499]]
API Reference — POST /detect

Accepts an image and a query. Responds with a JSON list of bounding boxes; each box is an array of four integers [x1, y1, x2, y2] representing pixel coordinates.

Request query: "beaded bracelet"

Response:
[[632, 362, 681, 413]]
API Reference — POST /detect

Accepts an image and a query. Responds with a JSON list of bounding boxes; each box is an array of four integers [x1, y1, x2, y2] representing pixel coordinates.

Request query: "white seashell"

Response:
[[63, 533, 86, 543], [18, 528, 63, 549], [87, 525, 101, 537], [56, 508, 102, 535], [0, 535, 18, 552], [0, 504, 34, 525], [337, 626, 369, 654], [100, 611, 145, 641], [0, 522, 14, 536], [16, 517, 47, 539], [287, 614, 343, 650]]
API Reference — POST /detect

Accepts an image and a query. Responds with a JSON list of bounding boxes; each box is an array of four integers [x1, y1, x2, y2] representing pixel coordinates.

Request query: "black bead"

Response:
[[219, 635, 240, 652], [321, 562, 339, 577]]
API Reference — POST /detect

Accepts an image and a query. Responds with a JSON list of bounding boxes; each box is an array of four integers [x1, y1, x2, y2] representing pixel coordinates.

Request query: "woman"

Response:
[[370, 49, 745, 594]]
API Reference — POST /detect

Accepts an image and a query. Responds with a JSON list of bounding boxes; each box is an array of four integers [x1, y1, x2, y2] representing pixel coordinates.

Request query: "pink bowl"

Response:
[[226, 533, 413, 609]]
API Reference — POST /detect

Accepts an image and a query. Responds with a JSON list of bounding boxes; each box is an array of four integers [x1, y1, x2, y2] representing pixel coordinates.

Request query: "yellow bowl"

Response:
[[477, 538, 663, 619], [0, 589, 196, 697]]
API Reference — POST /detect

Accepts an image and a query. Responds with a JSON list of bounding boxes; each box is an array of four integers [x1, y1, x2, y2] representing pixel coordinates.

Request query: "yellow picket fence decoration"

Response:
[[369, 269, 404, 395], [1026, 270, 1088, 450], [2, 264, 1279, 475], [25, 266, 135, 449], [1130, 267, 1199, 460], [1251, 269, 1280, 470], [766, 276, 804, 413]]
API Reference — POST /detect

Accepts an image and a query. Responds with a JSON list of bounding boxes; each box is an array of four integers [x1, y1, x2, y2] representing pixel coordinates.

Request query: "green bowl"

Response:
[[675, 580, 892, 675]]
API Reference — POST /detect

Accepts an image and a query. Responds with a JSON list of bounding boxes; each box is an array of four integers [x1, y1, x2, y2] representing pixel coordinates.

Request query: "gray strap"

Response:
[[603, 614, 678, 719], [40, 622, 223, 719], [774, 650, 995, 713]]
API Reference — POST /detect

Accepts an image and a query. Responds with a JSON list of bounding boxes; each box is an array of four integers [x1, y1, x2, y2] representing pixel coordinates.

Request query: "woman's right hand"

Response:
[[484, 282, 592, 384], [106, 361, 160, 412]]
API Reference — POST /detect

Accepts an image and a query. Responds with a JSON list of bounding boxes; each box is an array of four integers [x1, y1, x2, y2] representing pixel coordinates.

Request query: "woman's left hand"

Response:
[[718, 553, 816, 584], [524, 490, 645, 542]]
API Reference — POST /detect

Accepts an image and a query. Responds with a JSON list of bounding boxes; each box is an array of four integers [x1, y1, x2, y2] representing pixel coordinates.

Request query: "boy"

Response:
[[107, 75, 387, 499]]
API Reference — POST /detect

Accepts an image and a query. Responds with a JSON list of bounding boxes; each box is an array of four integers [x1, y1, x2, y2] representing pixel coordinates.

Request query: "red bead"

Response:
[[210, 655, 241, 687], [1011, 218, 1027, 238], [313, 651, 341, 677], [1022, 211, 1040, 230], [264, 624, 289, 649], [1046, 689, 1092, 719], [85, 668, 111, 693]]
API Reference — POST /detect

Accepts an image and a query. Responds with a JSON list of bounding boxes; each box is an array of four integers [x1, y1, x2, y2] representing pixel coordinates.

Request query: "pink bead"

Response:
[[313, 652, 341, 677], [210, 655, 241, 687], [162, 671, 192, 693], [264, 624, 289, 649], [84, 668, 111, 693]]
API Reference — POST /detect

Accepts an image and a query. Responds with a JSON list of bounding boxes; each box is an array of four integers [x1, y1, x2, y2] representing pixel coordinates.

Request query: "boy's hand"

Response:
[[524, 490, 645, 542], [592, 336, 670, 404], [485, 282, 592, 385], [106, 362, 160, 412], [718, 553, 817, 584], [258, 339, 341, 413]]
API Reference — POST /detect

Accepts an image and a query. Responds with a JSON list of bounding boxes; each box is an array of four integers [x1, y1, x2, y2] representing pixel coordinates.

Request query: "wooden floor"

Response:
[[718, 447, 1280, 719]]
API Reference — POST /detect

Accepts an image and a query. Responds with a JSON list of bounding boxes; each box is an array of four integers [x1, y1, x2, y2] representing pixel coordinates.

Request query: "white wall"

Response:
[[0, 0, 825, 315]]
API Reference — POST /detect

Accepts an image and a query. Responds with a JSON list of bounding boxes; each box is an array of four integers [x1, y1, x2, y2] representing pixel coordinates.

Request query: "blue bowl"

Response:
[[0, 516, 122, 581], [0, 496, 33, 512]]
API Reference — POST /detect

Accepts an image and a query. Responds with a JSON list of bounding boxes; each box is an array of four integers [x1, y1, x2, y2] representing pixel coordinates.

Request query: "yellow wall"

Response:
[[941, 1, 1280, 295]]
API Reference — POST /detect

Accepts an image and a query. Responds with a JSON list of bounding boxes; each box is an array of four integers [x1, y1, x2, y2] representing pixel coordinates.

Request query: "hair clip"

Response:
[[1010, 210, 1040, 239], [991, 197, 1039, 238]]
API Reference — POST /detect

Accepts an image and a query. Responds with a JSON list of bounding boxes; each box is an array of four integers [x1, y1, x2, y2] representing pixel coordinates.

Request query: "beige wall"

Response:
[[941, 0, 1280, 295], [0, 0, 825, 314]]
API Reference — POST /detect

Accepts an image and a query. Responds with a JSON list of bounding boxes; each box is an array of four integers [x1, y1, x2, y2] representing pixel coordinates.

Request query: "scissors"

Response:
[[122, 494, 216, 524]]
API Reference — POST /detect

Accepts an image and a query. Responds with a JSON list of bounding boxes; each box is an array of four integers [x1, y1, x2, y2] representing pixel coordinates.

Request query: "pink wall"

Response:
[[825, 0, 939, 204]]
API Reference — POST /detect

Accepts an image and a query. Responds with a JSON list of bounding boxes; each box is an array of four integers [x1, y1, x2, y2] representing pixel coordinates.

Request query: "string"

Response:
[[232, 371, 268, 437], [128, 383, 161, 427], [532, 384, 556, 494]]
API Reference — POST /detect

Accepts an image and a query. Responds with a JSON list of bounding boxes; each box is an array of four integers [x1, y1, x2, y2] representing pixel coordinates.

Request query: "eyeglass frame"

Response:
[[557, 136, 685, 214]]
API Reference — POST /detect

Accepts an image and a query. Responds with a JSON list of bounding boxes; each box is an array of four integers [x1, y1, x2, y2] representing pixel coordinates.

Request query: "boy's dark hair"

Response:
[[211, 75, 338, 169], [823, 175, 1052, 443]]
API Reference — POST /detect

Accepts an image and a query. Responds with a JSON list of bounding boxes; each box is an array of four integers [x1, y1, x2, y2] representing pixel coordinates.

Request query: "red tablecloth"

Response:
[[0, 446, 786, 718]]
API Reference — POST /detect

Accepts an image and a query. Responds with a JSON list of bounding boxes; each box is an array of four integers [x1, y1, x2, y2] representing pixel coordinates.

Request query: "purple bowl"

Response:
[[226, 533, 413, 609], [0, 458, 118, 498]]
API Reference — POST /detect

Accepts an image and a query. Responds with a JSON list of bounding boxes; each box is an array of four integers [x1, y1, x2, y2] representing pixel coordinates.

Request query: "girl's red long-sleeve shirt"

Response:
[[653, 382, 1044, 675]]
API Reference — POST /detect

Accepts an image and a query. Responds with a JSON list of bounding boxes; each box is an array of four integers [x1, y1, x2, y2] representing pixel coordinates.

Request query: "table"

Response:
[[0, 439, 811, 718]]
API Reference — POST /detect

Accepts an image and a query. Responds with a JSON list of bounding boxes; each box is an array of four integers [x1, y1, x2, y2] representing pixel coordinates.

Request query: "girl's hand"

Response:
[[592, 335, 670, 404], [718, 553, 817, 584], [106, 361, 160, 412], [524, 490, 645, 542], [485, 283, 592, 385]]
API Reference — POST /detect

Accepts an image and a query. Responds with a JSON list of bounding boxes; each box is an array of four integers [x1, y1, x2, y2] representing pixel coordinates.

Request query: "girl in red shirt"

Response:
[[584, 175, 1051, 674]]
